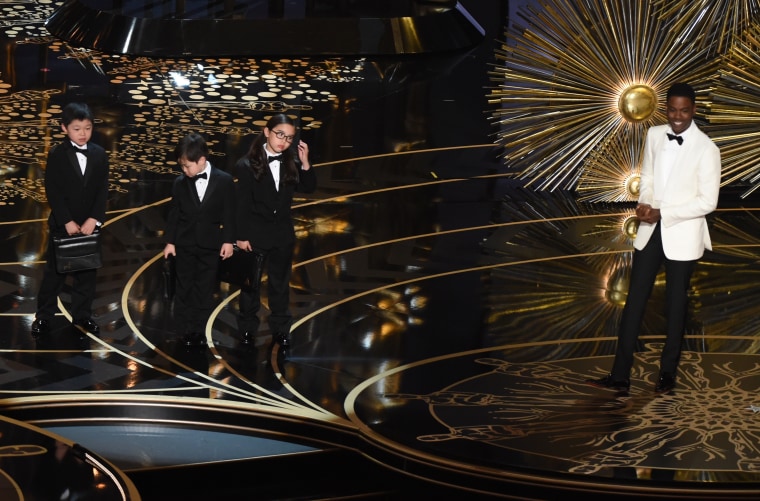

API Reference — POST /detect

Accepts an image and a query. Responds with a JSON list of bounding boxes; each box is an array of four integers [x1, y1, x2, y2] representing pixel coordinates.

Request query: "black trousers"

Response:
[[238, 242, 294, 336], [36, 236, 98, 323], [610, 223, 696, 380], [173, 245, 219, 334]]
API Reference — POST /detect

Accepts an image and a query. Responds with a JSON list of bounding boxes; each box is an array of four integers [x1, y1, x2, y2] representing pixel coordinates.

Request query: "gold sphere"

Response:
[[618, 85, 657, 122], [625, 174, 640, 198], [605, 270, 630, 307], [622, 215, 639, 239]]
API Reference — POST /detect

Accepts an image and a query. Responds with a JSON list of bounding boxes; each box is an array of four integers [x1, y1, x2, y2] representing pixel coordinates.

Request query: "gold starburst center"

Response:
[[625, 174, 641, 198], [618, 85, 657, 123], [622, 215, 639, 240]]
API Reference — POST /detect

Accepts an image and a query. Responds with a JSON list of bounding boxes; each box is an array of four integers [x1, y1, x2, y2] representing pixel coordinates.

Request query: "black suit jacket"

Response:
[[233, 158, 316, 248], [166, 165, 236, 250], [44, 141, 109, 235]]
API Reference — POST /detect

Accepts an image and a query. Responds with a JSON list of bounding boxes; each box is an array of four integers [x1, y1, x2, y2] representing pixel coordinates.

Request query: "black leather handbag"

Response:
[[218, 247, 263, 287], [52, 231, 102, 273]]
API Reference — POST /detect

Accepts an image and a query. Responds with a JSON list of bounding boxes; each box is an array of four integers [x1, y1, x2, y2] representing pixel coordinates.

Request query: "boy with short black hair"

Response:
[[163, 132, 236, 347], [32, 102, 109, 336]]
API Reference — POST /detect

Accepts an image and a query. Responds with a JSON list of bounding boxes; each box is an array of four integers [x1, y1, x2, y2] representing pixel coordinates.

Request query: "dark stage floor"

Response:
[[0, 1, 759, 500]]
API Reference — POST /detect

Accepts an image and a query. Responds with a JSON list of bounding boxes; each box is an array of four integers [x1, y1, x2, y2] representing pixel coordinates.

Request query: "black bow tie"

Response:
[[268, 154, 283, 163], [74, 146, 88, 156], [192, 172, 207, 182], [667, 133, 683, 145]]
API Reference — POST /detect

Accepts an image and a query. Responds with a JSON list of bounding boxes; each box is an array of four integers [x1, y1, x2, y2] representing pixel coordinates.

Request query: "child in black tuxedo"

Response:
[[233, 114, 317, 349], [163, 132, 236, 347], [32, 102, 109, 337]]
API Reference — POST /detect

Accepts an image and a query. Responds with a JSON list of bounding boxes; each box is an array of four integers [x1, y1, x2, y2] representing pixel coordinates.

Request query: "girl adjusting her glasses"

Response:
[[232, 113, 317, 351]]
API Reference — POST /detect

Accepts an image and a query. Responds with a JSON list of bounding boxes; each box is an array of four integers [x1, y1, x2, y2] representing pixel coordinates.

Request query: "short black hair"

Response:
[[666, 82, 696, 104], [61, 102, 94, 126], [175, 132, 209, 163]]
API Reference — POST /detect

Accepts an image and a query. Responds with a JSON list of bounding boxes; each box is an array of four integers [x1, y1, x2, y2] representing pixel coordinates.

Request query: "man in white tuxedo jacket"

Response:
[[588, 82, 721, 394]]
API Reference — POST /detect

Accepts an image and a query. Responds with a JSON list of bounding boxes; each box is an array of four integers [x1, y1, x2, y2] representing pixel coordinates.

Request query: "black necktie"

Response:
[[192, 172, 207, 182], [268, 154, 283, 163], [74, 146, 88, 156], [667, 133, 683, 145]]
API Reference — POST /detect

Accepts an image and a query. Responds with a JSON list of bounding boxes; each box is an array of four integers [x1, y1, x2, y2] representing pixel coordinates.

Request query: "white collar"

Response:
[[668, 123, 694, 138]]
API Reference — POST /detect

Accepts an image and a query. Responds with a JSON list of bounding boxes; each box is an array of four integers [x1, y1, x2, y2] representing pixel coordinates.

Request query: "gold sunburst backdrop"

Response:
[[651, 0, 760, 54], [705, 22, 760, 198], [487, 0, 756, 201], [576, 126, 645, 203]]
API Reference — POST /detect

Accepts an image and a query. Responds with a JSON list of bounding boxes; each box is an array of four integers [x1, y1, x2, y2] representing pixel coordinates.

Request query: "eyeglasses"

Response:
[[271, 130, 295, 142]]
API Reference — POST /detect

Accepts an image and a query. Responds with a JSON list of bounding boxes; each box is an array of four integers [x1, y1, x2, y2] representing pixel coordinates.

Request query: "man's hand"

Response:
[[636, 204, 661, 224]]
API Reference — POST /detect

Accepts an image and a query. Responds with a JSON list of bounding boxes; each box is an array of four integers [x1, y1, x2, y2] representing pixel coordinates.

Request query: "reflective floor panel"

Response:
[[0, 1, 758, 500]]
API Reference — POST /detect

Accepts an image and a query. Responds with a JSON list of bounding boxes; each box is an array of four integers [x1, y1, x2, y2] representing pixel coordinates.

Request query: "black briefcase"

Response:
[[52, 231, 102, 273], [218, 247, 263, 287], [162, 255, 176, 300]]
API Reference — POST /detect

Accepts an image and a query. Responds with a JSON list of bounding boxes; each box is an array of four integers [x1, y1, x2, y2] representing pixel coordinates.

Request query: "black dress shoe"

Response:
[[586, 374, 630, 392], [654, 373, 676, 394], [74, 318, 99, 334], [273, 333, 291, 348], [241, 331, 255, 344], [31, 318, 50, 336]]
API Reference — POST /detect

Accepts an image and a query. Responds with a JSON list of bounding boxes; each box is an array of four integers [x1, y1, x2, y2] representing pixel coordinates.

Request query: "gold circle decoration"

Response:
[[605, 267, 630, 307], [618, 85, 657, 122], [622, 215, 639, 240], [625, 174, 640, 198]]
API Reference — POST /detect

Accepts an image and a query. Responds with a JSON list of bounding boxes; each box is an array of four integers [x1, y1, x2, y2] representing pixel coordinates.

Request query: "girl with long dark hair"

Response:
[[232, 114, 317, 350]]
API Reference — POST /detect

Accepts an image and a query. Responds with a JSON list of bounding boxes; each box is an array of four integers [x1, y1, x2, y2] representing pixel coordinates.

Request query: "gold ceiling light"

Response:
[[489, 0, 722, 199]]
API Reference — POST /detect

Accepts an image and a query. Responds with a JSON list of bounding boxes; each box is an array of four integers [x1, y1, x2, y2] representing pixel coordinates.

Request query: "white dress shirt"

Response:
[[195, 162, 211, 201], [265, 147, 281, 191], [72, 141, 87, 175]]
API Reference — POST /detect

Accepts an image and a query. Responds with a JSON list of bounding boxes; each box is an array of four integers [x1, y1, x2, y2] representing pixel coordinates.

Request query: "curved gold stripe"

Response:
[[206, 294, 341, 417], [118, 253, 303, 408], [292, 249, 624, 332]]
